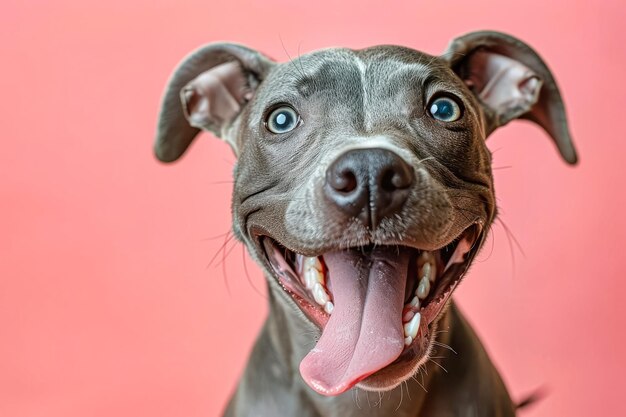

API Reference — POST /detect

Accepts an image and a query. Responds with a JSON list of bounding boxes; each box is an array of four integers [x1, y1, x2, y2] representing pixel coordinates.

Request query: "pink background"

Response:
[[1, 0, 625, 416]]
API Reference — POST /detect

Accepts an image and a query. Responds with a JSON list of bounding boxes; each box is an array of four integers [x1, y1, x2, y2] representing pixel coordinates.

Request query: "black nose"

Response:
[[324, 148, 414, 229]]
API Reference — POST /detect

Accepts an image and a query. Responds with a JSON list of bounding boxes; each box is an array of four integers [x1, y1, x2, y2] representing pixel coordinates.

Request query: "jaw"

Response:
[[257, 223, 483, 396]]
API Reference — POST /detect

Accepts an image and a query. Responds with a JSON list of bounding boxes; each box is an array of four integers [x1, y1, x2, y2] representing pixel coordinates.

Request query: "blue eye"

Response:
[[266, 106, 300, 134], [428, 96, 462, 122]]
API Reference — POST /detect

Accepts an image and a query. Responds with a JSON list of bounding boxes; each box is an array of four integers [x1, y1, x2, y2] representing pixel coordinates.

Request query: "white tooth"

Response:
[[417, 276, 430, 300], [403, 312, 421, 340], [421, 262, 431, 281], [409, 296, 420, 308], [428, 263, 437, 283], [304, 256, 323, 272], [324, 301, 334, 314], [404, 336, 413, 346], [313, 282, 330, 306], [403, 309, 415, 323], [295, 254, 305, 272], [418, 251, 434, 266], [304, 268, 319, 289]]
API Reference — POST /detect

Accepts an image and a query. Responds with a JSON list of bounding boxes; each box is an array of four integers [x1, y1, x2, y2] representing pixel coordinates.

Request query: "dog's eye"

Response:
[[428, 96, 462, 122], [265, 106, 300, 134]]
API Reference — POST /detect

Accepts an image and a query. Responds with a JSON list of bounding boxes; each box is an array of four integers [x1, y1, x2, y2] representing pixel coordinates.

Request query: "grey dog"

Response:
[[154, 31, 576, 417]]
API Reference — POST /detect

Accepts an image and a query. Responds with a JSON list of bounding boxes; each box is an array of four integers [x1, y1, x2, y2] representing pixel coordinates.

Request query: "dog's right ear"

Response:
[[154, 43, 274, 162]]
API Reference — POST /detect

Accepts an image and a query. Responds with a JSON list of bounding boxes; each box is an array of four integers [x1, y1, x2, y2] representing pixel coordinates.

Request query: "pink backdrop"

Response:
[[2, 0, 625, 416]]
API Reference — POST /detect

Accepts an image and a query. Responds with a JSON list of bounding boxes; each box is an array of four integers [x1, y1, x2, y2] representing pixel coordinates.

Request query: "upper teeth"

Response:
[[301, 256, 334, 314], [417, 276, 430, 299], [304, 256, 323, 271], [312, 282, 330, 305], [304, 268, 321, 290], [324, 301, 334, 314], [416, 252, 435, 300], [300, 251, 437, 343]]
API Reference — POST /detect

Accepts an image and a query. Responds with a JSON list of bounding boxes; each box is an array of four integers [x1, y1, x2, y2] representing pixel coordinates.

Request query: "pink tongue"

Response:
[[299, 247, 410, 396]]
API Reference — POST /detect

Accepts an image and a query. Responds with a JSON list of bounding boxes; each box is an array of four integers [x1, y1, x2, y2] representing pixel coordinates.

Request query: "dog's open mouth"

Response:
[[260, 224, 481, 396]]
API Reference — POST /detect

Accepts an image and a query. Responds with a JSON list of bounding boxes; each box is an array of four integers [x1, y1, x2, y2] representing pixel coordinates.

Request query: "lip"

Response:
[[256, 223, 483, 361]]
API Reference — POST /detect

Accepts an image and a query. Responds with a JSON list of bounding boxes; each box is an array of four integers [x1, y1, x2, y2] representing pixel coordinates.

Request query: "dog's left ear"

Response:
[[443, 31, 577, 164]]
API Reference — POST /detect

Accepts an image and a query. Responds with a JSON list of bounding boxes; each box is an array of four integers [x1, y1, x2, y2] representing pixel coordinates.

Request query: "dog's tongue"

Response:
[[299, 247, 409, 396]]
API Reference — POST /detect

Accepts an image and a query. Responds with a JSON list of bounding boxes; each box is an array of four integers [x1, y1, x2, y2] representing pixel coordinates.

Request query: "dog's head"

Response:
[[155, 31, 576, 396]]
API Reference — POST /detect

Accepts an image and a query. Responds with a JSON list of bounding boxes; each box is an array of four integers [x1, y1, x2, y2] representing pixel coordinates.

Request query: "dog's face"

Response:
[[155, 32, 576, 396]]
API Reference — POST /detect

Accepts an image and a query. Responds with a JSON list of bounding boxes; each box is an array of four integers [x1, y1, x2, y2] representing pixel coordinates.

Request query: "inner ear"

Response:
[[181, 61, 252, 136], [154, 43, 274, 163], [460, 50, 543, 127], [443, 31, 577, 164]]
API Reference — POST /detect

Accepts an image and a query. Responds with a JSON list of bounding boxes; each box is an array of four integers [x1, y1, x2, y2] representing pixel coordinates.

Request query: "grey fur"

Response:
[[154, 31, 576, 416]]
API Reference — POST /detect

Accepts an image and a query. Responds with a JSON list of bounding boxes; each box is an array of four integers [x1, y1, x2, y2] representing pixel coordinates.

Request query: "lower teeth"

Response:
[[403, 312, 421, 344], [402, 251, 436, 344], [298, 251, 436, 341]]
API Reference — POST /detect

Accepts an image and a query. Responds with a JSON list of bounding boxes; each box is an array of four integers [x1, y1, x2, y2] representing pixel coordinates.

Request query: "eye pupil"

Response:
[[429, 97, 461, 122], [276, 113, 287, 126], [266, 106, 299, 134], [432, 102, 450, 117]]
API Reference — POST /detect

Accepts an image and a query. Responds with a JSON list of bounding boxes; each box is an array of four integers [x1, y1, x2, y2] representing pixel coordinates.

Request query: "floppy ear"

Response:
[[443, 31, 577, 164], [154, 43, 275, 162]]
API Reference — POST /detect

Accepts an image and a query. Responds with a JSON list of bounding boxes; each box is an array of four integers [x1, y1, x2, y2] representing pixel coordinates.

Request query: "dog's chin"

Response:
[[355, 317, 440, 392], [257, 223, 482, 396]]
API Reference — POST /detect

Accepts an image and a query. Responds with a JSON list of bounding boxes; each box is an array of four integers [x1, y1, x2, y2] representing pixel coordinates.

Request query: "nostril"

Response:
[[380, 165, 413, 191], [324, 148, 414, 229], [380, 169, 397, 192], [329, 169, 358, 193], [393, 169, 412, 189]]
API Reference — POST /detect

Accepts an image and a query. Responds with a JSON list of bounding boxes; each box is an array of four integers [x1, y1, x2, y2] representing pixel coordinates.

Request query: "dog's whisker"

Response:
[[395, 379, 404, 411], [242, 245, 267, 300], [220, 239, 240, 294], [215, 237, 239, 268], [417, 155, 436, 165], [496, 216, 526, 257], [475, 225, 496, 263], [429, 357, 449, 373], [279, 35, 308, 82], [199, 230, 232, 242], [365, 389, 372, 408], [431, 340, 457, 355], [411, 373, 428, 394], [353, 387, 362, 409], [404, 380, 412, 401], [296, 41, 308, 82], [495, 216, 526, 280], [206, 231, 235, 269], [429, 355, 448, 359]]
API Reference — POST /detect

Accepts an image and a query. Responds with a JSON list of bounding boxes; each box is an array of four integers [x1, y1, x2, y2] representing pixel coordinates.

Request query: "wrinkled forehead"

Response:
[[246, 46, 471, 137], [256, 46, 458, 108]]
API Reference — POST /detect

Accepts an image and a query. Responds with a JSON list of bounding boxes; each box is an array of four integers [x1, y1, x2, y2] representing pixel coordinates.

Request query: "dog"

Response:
[[154, 31, 576, 416]]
